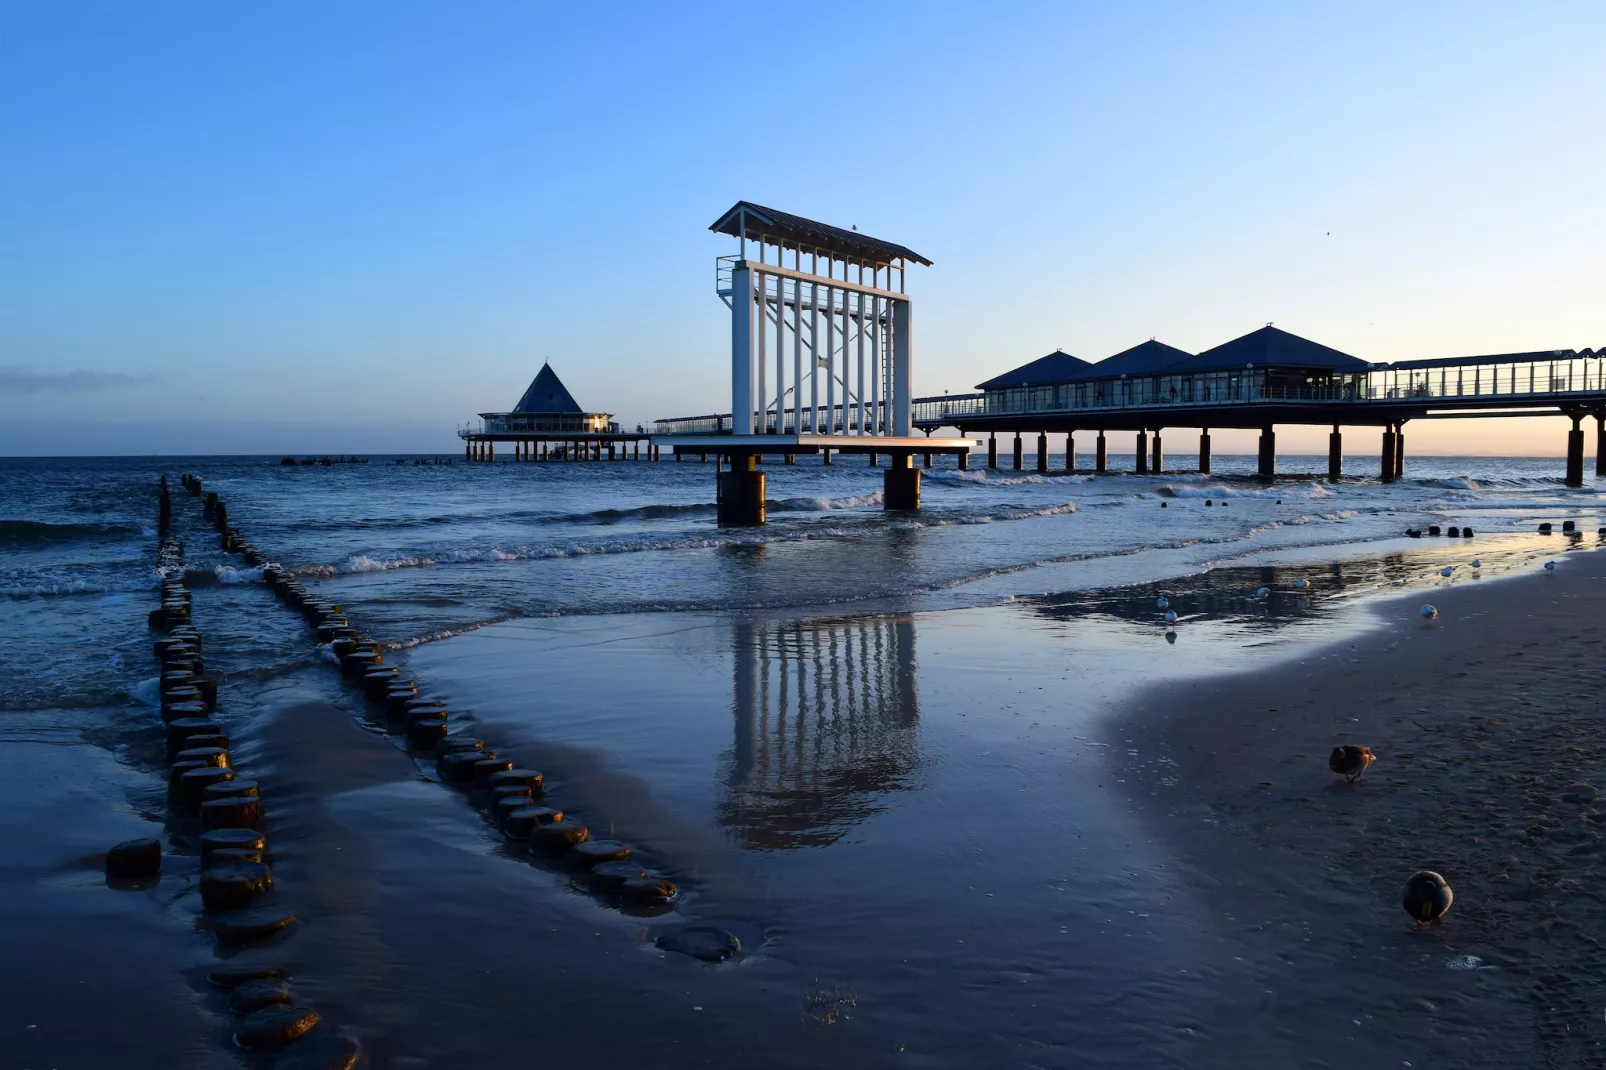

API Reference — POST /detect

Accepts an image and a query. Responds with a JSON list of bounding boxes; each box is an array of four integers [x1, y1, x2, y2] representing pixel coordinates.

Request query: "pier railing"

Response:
[[655, 400, 892, 437]]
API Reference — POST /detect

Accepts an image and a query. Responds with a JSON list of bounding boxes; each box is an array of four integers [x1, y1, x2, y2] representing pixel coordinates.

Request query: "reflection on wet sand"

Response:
[[718, 617, 920, 850]]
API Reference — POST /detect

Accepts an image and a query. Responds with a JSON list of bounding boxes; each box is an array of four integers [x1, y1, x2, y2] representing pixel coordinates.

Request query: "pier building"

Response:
[[910, 327, 1606, 484], [459, 362, 655, 462], [650, 201, 975, 524]]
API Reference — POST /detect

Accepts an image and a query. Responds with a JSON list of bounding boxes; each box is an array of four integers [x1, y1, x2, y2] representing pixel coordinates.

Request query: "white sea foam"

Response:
[[215, 565, 265, 584], [129, 676, 161, 706]]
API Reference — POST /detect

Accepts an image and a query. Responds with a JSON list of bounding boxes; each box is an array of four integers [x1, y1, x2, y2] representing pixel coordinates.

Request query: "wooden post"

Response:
[[1328, 425, 1342, 479], [1135, 430, 1149, 475], [1036, 432, 1048, 473], [1198, 429, 1211, 474], [1151, 431, 1163, 474], [1095, 432, 1107, 472], [1012, 434, 1023, 471]]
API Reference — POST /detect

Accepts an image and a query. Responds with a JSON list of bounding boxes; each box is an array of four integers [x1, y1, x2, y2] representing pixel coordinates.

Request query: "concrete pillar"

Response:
[[607, 443, 616, 461], [1328, 426, 1342, 479], [884, 454, 920, 510], [1394, 426, 1405, 478], [465, 440, 471, 462], [1151, 432, 1163, 474], [633, 442, 640, 460], [1257, 427, 1274, 477], [1095, 432, 1108, 472], [987, 434, 998, 469], [1012, 434, 1023, 471], [718, 454, 766, 526], [1198, 430, 1211, 474], [488, 441, 495, 462], [1380, 428, 1397, 481], [1566, 415, 1585, 487], [1135, 430, 1149, 474], [1597, 415, 1605, 477], [1064, 434, 1074, 473], [1036, 432, 1048, 473]]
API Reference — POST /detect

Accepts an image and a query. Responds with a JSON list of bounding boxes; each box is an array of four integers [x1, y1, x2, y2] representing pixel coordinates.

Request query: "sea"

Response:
[[2, 451, 1599, 1067]]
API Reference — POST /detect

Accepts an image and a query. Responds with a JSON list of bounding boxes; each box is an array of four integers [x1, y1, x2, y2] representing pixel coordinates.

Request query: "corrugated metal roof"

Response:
[[976, 350, 1093, 390], [1179, 326, 1369, 374], [512, 363, 583, 414], [1386, 349, 1579, 370], [710, 201, 932, 266], [1064, 339, 1194, 382]]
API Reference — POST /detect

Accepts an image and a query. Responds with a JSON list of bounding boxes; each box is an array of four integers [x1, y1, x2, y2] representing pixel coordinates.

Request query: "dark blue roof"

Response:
[[710, 201, 931, 266], [1180, 326, 1368, 374], [1066, 339, 1194, 381], [976, 350, 1092, 390], [512, 363, 583, 413]]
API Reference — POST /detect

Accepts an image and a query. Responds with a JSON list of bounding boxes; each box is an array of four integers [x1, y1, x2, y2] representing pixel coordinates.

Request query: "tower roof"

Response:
[[1067, 339, 1195, 381], [710, 201, 932, 266], [513, 363, 583, 414], [976, 350, 1093, 390], [1180, 325, 1368, 374]]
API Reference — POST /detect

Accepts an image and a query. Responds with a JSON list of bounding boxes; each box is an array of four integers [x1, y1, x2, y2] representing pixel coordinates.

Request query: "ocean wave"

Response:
[[772, 491, 884, 511], [1, 575, 159, 598], [927, 471, 1095, 487], [129, 676, 161, 706], [0, 519, 145, 546], [1163, 482, 1336, 501]]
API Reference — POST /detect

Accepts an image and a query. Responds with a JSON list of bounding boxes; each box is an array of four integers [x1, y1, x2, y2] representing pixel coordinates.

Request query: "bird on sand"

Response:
[[1439, 566, 1453, 578], [1255, 586, 1271, 599], [1420, 604, 1438, 619], [1401, 870, 1453, 929], [1328, 744, 1375, 783], [1156, 597, 1169, 610], [1164, 609, 1178, 624], [1545, 560, 1556, 571], [1470, 559, 1481, 569], [1294, 577, 1310, 590]]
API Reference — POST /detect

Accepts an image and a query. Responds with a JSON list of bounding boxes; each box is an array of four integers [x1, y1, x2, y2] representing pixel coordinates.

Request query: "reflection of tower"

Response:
[[719, 616, 920, 850]]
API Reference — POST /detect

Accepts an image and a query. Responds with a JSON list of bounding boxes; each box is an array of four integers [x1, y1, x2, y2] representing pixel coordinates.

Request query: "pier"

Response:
[[459, 362, 657, 462], [650, 202, 974, 524], [908, 328, 1606, 484]]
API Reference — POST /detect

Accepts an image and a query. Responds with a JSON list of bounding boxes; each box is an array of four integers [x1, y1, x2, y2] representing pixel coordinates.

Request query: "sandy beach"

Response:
[[1111, 548, 1606, 1068]]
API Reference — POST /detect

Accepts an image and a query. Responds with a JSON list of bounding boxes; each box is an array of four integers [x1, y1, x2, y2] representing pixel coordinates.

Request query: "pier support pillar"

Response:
[[1135, 430, 1149, 475], [823, 449, 832, 466], [1380, 428, 1397, 481], [1597, 415, 1605, 477], [1198, 430, 1211, 474], [465, 440, 471, 462], [869, 452, 879, 467], [958, 451, 969, 470], [923, 452, 932, 468], [1256, 427, 1275, 477], [488, 441, 495, 463], [784, 454, 795, 465], [1566, 415, 1585, 487], [718, 456, 766, 526], [987, 434, 998, 469], [1036, 433, 1048, 473], [883, 454, 921, 510], [1064, 434, 1074, 473], [1395, 426, 1406, 478], [1328, 426, 1342, 479], [1012, 435, 1023, 471], [1151, 432, 1163, 474], [1095, 433, 1108, 472]]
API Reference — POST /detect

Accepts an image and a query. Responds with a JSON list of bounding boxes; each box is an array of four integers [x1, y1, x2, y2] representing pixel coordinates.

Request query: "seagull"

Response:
[[1439, 566, 1453, 578], [1156, 597, 1169, 610], [1164, 610, 1178, 624], [1420, 604, 1438, 619], [1255, 586, 1271, 599], [1294, 578, 1310, 590], [1545, 561, 1556, 571], [1470, 559, 1481, 568], [1401, 870, 1453, 929]]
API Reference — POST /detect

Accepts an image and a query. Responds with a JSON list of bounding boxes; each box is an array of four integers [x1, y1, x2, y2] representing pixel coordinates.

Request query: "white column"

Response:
[[793, 278, 803, 435], [775, 274, 785, 432], [756, 271, 767, 432], [856, 292, 867, 435], [869, 296, 881, 435], [825, 286, 836, 433], [731, 262, 754, 435], [892, 297, 912, 436], [808, 282, 818, 433]]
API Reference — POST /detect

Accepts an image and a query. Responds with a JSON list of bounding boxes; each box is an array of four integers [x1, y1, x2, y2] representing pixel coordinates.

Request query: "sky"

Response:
[[1, 1, 1602, 457]]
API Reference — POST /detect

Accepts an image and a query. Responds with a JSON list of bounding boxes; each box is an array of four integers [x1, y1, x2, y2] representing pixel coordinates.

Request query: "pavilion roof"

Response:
[[710, 201, 932, 267], [976, 350, 1093, 390]]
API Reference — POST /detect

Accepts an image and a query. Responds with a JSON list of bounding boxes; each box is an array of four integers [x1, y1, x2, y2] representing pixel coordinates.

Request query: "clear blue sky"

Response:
[[2, 1, 1602, 455]]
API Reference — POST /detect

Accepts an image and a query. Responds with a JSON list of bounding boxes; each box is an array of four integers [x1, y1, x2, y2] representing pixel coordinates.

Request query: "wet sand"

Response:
[[1111, 549, 1606, 1068], [9, 536, 1601, 1068]]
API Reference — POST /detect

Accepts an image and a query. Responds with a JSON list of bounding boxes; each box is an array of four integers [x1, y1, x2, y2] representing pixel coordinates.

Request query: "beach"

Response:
[[2, 455, 1603, 1068]]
